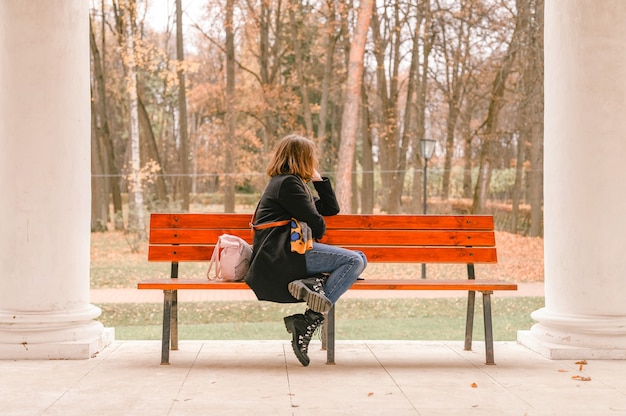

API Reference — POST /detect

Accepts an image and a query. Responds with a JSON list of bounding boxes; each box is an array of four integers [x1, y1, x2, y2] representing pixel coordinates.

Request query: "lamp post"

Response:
[[420, 138, 436, 279]]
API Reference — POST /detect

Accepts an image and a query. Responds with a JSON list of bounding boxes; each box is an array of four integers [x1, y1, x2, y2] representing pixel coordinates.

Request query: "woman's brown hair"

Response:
[[266, 134, 318, 180]]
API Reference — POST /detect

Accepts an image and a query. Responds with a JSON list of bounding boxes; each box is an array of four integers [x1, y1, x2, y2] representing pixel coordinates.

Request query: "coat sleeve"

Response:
[[312, 177, 340, 216], [277, 176, 328, 239]]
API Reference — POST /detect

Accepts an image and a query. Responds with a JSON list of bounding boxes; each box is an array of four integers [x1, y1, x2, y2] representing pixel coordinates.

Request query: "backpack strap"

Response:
[[249, 199, 290, 230], [206, 237, 222, 280], [251, 219, 290, 230]]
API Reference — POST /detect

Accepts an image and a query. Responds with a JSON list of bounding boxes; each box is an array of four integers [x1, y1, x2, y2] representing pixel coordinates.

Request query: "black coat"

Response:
[[245, 174, 340, 303]]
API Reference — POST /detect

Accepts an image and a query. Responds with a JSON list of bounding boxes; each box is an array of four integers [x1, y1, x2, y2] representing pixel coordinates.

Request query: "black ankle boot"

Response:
[[284, 310, 325, 367], [288, 275, 332, 313]]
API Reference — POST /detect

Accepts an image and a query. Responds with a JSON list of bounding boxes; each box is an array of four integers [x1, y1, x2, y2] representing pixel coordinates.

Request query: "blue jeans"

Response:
[[304, 242, 367, 304]]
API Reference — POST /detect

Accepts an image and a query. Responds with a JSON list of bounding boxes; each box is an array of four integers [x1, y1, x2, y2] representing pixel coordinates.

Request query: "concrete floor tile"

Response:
[[1, 340, 626, 416]]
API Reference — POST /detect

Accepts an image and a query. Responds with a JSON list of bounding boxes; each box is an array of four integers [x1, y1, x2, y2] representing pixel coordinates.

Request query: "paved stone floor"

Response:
[[1, 339, 625, 416]]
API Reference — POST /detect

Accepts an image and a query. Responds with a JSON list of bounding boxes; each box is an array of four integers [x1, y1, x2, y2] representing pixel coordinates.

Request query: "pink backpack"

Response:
[[206, 234, 252, 282]]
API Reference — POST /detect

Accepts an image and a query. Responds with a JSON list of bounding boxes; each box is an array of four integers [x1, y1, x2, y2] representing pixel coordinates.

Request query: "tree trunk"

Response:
[[336, 0, 373, 213], [289, 0, 313, 136], [471, 3, 521, 215], [410, 0, 432, 214], [351, 150, 359, 213], [460, 99, 475, 200], [410, 154, 424, 214], [176, 0, 191, 211], [321, 1, 351, 175], [316, 0, 337, 169], [510, 132, 526, 233], [524, 0, 544, 237], [360, 86, 374, 214], [370, 5, 400, 213], [90, 92, 108, 232], [527, 114, 543, 237], [224, 0, 236, 213], [436, 1, 472, 202], [255, 0, 282, 151], [122, 0, 146, 238], [89, 13, 123, 230], [137, 93, 168, 202], [386, 2, 404, 214], [441, 103, 460, 200], [395, 5, 424, 214]]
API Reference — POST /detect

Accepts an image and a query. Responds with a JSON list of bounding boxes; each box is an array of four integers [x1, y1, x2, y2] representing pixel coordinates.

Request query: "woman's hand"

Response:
[[311, 169, 322, 182]]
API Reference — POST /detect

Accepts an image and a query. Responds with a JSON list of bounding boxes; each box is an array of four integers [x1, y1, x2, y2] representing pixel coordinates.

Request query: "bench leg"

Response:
[[464, 290, 476, 351], [482, 291, 495, 365], [325, 305, 336, 365], [171, 290, 178, 351], [321, 319, 327, 351], [161, 290, 173, 365]]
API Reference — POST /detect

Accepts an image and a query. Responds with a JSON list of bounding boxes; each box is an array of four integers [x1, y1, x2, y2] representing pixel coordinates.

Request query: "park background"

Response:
[[88, 0, 545, 340]]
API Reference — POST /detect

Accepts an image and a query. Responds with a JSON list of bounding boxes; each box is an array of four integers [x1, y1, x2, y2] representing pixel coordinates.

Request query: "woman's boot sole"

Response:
[[288, 281, 332, 313]]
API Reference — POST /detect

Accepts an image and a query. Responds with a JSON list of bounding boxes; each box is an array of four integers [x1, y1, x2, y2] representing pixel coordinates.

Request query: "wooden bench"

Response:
[[138, 213, 517, 365]]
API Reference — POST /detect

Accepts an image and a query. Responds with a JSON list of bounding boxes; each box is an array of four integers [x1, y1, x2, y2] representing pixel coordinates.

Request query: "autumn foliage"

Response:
[[90, 0, 544, 236]]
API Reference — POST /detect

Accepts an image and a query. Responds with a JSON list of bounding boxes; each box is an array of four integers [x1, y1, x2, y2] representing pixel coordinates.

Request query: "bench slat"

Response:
[[150, 229, 255, 244], [150, 213, 252, 229], [148, 246, 498, 263], [138, 279, 250, 290], [352, 280, 517, 291], [149, 213, 495, 231], [137, 278, 517, 292], [319, 230, 495, 246], [325, 214, 494, 230], [150, 228, 495, 247]]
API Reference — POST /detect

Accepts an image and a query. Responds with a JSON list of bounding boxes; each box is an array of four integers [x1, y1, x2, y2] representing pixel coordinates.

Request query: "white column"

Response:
[[518, 0, 626, 359], [0, 1, 113, 359]]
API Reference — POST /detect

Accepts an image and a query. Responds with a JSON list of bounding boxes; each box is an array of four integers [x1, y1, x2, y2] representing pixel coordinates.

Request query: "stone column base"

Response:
[[517, 308, 626, 360], [0, 327, 114, 360], [517, 307, 626, 360], [517, 330, 626, 360]]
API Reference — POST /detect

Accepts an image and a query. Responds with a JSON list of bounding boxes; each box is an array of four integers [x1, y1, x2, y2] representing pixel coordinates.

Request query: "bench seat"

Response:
[[138, 278, 517, 292]]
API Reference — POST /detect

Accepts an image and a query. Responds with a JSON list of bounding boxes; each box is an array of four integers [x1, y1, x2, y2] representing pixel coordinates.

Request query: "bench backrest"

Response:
[[148, 213, 497, 266]]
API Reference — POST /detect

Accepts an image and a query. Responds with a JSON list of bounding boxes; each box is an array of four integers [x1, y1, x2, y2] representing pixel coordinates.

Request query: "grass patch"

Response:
[[96, 297, 543, 341]]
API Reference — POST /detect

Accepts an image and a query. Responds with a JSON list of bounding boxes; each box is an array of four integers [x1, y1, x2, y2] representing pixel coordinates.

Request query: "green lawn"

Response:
[[95, 297, 543, 341]]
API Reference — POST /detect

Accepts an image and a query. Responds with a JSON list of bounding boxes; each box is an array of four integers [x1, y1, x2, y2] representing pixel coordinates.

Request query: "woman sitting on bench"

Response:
[[245, 134, 367, 367]]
